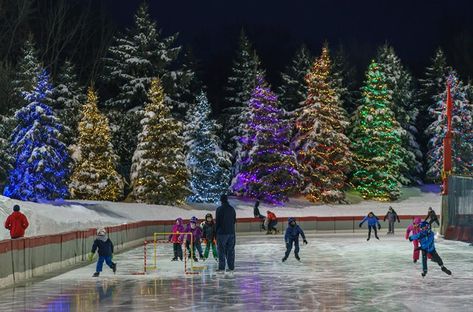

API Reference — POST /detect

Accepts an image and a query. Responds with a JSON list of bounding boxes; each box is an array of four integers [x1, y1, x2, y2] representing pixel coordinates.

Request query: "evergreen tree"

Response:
[[377, 44, 422, 184], [69, 87, 124, 201], [4, 70, 70, 201], [222, 30, 264, 164], [131, 78, 189, 205], [331, 44, 358, 114], [278, 44, 312, 113], [0, 114, 13, 186], [50, 60, 85, 145], [350, 61, 407, 201], [186, 91, 231, 203], [292, 46, 352, 203], [233, 77, 301, 204], [425, 71, 473, 182]]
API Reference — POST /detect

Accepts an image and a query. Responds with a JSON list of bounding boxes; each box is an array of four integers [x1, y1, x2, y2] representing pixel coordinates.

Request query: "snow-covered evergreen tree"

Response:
[[292, 46, 352, 203], [186, 91, 231, 203], [350, 61, 407, 201], [69, 87, 124, 201], [278, 44, 312, 113], [50, 60, 85, 145], [425, 71, 473, 181], [331, 44, 357, 114], [377, 44, 422, 184], [222, 30, 264, 165], [4, 69, 70, 201], [131, 78, 189, 205], [0, 114, 13, 186]]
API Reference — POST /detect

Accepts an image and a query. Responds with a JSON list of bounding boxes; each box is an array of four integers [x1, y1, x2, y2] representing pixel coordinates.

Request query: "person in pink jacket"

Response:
[[405, 217, 424, 263]]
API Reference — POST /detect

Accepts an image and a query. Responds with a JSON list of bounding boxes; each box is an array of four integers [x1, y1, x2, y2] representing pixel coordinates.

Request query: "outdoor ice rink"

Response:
[[0, 233, 472, 312]]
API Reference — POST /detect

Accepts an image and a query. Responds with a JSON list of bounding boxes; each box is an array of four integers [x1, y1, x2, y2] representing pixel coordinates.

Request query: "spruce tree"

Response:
[[350, 61, 407, 201], [0, 114, 13, 186], [131, 78, 189, 205], [12, 36, 42, 98], [186, 91, 231, 203], [292, 46, 352, 203], [233, 77, 301, 204], [69, 87, 124, 201], [4, 70, 70, 201], [425, 71, 473, 182], [376, 44, 422, 184], [331, 44, 358, 115]]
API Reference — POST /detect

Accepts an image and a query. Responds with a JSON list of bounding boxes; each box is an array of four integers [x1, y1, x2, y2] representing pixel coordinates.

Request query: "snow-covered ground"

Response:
[[0, 185, 441, 240]]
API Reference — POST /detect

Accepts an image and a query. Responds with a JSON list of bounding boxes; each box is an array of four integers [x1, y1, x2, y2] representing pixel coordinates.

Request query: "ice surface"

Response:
[[0, 233, 471, 311]]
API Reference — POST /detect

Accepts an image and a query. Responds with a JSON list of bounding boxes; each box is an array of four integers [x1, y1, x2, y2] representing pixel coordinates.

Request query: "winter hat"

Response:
[[13, 205, 20, 212], [419, 221, 430, 230], [97, 228, 107, 236], [176, 217, 183, 224], [413, 217, 422, 224], [190, 216, 198, 224], [205, 213, 213, 220], [288, 217, 296, 224]]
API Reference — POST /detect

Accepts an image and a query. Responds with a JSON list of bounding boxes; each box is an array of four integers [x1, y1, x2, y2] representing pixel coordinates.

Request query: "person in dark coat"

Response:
[[424, 207, 440, 227], [282, 217, 308, 262], [383, 206, 400, 234], [4, 205, 29, 239], [88, 228, 116, 277], [253, 200, 265, 230], [359, 212, 381, 241], [216, 194, 236, 272], [202, 213, 218, 261]]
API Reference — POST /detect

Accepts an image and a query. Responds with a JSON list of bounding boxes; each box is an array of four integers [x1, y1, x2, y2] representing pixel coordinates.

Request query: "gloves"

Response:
[[408, 237, 413, 242], [358, 223, 362, 228], [378, 224, 381, 230], [303, 239, 308, 245], [88, 252, 94, 262]]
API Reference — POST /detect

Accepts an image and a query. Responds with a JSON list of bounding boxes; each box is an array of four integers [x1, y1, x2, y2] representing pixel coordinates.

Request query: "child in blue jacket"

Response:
[[282, 217, 308, 262], [359, 212, 380, 241], [89, 228, 116, 277], [409, 221, 451, 277]]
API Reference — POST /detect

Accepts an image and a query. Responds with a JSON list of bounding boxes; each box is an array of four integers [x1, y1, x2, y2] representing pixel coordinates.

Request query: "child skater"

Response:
[[409, 221, 451, 277], [182, 216, 204, 262], [282, 217, 308, 262], [359, 212, 381, 240], [405, 217, 423, 263], [383, 206, 400, 234], [169, 217, 184, 261], [202, 213, 218, 261], [88, 228, 116, 277]]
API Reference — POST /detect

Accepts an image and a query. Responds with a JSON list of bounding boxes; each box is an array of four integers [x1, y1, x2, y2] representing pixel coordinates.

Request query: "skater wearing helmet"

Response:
[[383, 206, 400, 234], [168, 218, 184, 261], [202, 213, 218, 261], [409, 221, 451, 277], [182, 216, 204, 262], [88, 228, 116, 277], [282, 217, 308, 262], [424, 207, 440, 227], [359, 212, 380, 240], [405, 217, 423, 263]]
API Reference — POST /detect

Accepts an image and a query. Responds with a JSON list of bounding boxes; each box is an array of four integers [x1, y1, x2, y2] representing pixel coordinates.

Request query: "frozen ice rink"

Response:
[[0, 233, 472, 312]]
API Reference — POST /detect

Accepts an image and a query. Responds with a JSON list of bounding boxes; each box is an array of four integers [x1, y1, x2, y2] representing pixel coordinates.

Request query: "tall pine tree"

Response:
[[292, 46, 352, 203], [350, 61, 407, 201], [331, 44, 358, 115], [12, 35, 42, 103], [186, 91, 231, 203], [233, 77, 301, 204], [131, 78, 189, 205], [4, 70, 70, 201], [0, 114, 13, 187], [69, 87, 124, 201]]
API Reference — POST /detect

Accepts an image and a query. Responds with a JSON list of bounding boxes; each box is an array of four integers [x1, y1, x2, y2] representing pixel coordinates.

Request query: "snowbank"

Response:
[[0, 185, 441, 240]]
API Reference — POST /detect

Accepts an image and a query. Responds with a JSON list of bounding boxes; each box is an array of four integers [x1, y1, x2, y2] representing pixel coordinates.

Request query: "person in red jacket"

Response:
[[266, 210, 278, 234], [4, 205, 29, 239]]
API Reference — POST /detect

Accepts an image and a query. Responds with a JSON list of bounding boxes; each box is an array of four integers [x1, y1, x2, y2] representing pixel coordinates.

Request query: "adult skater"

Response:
[[266, 210, 278, 234], [405, 217, 422, 262], [4, 204, 29, 239], [253, 200, 265, 230], [383, 206, 400, 234], [216, 194, 236, 272], [409, 221, 451, 277], [282, 217, 308, 262], [88, 228, 116, 277], [424, 207, 440, 227], [359, 212, 380, 240]]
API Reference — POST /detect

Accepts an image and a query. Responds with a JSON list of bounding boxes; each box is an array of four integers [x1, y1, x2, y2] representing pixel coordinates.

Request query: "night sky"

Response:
[[108, 0, 473, 108]]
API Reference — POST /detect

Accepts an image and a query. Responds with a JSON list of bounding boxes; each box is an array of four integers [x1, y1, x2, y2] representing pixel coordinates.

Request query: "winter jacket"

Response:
[[216, 202, 236, 235], [169, 218, 184, 243], [181, 223, 203, 243], [409, 229, 436, 253], [4, 211, 29, 239], [91, 236, 114, 257], [425, 210, 439, 223], [284, 224, 306, 242], [360, 215, 380, 227], [405, 217, 422, 239], [267, 211, 277, 221], [202, 221, 216, 241], [384, 210, 400, 223]]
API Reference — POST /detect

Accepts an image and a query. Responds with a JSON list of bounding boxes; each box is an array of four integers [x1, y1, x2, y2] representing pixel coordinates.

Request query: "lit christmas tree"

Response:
[[233, 76, 301, 204], [4, 69, 70, 201], [69, 87, 124, 201], [425, 71, 473, 182], [350, 61, 407, 201], [292, 45, 352, 203], [131, 78, 190, 205], [186, 91, 231, 202]]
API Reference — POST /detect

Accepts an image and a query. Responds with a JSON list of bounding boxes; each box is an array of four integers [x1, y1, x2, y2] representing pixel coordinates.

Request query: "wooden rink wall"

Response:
[[0, 215, 423, 289]]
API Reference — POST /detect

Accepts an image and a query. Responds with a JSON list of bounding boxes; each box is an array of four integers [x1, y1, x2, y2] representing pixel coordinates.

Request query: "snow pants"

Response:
[[173, 243, 183, 260], [412, 240, 420, 261], [96, 256, 114, 272], [284, 238, 300, 258], [422, 249, 443, 273], [268, 220, 278, 233], [217, 234, 235, 270], [368, 225, 378, 239], [204, 239, 218, 259]]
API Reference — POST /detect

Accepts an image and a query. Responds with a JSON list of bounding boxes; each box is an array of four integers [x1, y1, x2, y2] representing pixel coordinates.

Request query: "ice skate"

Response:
[[93, 272, 100, 277], [112, 263, 117, 274], [421, 271, 427, 277], [366, 237, 370, 241], [295, 254, 300, 261], [282, 256, 287, 262], [171, 257, 178, 261], [375, 236, 379, 240], [441, 266, 452, 275]]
